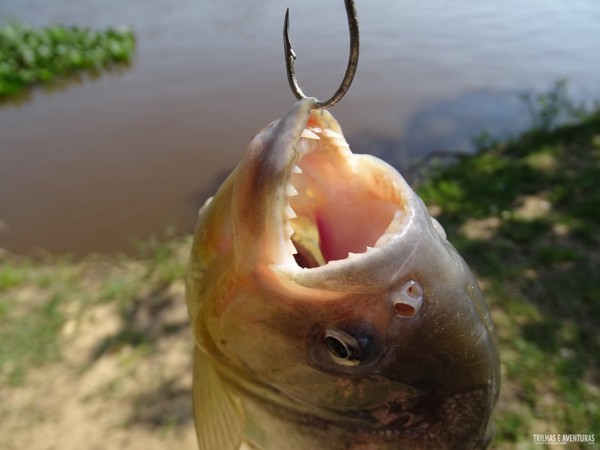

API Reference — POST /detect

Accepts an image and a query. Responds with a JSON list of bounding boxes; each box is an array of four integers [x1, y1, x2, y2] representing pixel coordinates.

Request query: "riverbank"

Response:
[[1, 104, 599, 448], [0, 234, 196, 449], [418, 105, 600, 447]]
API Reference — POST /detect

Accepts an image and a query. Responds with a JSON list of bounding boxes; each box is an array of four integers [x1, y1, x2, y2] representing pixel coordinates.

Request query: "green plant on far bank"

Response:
[[520, 79, 590, 132], [417, 82, 600, 448], [0, 23, 135, 98]]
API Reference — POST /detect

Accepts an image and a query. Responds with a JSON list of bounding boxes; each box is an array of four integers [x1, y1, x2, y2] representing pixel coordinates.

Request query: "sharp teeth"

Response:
[[301, 129, 320, 140], [292, 165, 302, 174], [321, 129, 349, 149], [287, 239, 297, 255], [285, 205, 297, 219], [285, 222, 294, 237], [286, 185, 298, 197], [323, 129, 343, 139]]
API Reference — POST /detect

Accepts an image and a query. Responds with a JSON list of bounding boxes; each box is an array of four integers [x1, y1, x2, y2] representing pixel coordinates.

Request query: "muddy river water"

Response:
[[1, 0, 599, 254]]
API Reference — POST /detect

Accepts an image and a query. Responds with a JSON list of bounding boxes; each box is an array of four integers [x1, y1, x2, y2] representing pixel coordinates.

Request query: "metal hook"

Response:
[[284, 0, 360, 110]]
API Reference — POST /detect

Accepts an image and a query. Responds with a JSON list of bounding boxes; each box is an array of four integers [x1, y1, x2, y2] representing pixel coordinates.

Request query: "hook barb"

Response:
[[284, 0, 360, 110]]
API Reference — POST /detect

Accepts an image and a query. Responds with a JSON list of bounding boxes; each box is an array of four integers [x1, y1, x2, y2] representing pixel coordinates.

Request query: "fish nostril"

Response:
[[393, 280, 424, 318], [404, 280, 423, 300], [394, 302, 416, 317]]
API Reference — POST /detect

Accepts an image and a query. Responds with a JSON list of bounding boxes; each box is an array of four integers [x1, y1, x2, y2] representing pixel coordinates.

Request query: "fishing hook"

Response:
[[284, 0, 360, 110]]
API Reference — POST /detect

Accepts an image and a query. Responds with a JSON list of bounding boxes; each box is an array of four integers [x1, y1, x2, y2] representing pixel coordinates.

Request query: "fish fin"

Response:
[[193, 347, 245, 450]]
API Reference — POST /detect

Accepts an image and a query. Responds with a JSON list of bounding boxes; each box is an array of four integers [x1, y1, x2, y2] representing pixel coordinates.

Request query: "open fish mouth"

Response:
[[274, 109, 417, 270]]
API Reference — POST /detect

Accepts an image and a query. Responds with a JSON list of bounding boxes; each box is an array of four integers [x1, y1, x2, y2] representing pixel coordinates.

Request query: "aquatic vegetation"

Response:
[[0, 23, 135, 98]]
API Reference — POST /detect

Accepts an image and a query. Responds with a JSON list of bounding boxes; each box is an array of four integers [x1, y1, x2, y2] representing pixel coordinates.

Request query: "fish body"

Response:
[[186, 98, 500, 450]]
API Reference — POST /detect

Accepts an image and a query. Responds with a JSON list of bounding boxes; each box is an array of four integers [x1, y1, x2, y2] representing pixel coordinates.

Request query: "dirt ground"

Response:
[[0, 275, 197, 450]]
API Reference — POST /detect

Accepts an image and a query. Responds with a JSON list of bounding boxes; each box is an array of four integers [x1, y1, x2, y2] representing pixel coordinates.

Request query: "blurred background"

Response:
[[1, 0, 599, 255]]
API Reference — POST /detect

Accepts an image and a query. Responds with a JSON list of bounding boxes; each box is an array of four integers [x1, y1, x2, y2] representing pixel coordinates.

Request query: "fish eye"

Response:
[[323, 328, 363, 366]]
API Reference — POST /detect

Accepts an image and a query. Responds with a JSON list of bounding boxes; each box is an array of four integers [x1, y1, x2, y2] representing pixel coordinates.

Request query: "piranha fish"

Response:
[[186, 98, 500, 450]]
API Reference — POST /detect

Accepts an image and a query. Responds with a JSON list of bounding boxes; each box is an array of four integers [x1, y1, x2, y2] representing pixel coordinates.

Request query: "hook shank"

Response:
[[284, 0, 360, 110]]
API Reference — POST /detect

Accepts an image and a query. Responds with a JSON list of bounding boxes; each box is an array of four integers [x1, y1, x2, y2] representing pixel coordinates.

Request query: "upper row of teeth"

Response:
[[282, 128, 318, 257], [284, 164, 301, 256], [282, 127, 385, 263]]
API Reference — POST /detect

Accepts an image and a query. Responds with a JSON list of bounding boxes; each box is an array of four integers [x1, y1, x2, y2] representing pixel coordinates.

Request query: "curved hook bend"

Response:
[[284, 0, 359, 110]]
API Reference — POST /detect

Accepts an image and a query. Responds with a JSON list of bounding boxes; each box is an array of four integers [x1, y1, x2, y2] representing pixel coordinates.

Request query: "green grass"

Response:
[[0, 259, 30, 292], [0, 234, 189, 386], [417, 83, 600, 447], [0, 22, 135, 98], [0, 291, 65, 385], [0, 255, 80, 384]]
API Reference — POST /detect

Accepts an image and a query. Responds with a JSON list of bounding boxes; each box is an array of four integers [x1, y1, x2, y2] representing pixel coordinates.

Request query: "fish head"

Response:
[[187, 98, 500, 448]]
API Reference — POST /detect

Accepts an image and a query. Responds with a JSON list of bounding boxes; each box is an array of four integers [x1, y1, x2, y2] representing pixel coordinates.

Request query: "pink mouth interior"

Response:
[[288, 136, 405, 268]]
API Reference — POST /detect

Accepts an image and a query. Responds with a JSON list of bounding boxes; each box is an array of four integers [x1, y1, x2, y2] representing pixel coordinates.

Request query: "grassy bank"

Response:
[[417, 91, 600, 447], [0, 236, 196, 450], [0, 234, 190, 387], [1, 89, 599, 448]]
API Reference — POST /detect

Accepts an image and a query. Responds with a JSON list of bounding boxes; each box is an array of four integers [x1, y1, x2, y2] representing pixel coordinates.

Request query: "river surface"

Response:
[[1, 0, 599, 254]]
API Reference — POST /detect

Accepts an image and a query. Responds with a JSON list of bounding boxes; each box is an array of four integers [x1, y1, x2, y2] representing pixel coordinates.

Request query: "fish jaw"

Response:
[[188, 99, 500, 449], [230, 98, 419, 274], [228, 98, 317, 270]]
